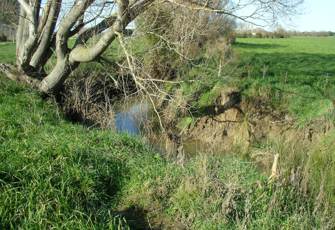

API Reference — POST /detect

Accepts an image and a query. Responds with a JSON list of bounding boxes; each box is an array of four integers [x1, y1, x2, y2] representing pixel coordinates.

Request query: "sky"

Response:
[[293, 0, 335, 31]]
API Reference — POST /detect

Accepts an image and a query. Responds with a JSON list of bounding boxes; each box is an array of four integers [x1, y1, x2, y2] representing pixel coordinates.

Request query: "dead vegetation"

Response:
[[57, 66, 138, 128]]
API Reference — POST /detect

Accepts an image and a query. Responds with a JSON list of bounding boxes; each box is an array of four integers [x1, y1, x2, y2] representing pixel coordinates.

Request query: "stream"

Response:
[[115, 102, 149, 135], [113, 99, 219, 157]]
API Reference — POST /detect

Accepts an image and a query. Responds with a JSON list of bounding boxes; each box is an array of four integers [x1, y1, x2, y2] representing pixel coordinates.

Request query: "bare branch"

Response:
[[75, 15, 117, 45], [17, 0, 32, 15], [37, 0, 53, 34], [56, 0, 95, 59], [116, 31, 165, 130]]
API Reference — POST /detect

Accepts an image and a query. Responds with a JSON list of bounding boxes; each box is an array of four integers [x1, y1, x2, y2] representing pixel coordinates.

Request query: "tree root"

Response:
[[0, 63, 41, 88]]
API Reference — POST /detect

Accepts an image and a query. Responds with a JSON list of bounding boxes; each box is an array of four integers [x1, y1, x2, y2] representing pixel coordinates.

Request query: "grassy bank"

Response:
[[175, 37, 335, 126], [235, 37, 335, 125], [0, 76, 333, 228], [1, 37, 335, 228], [0, 77, 330, 229]]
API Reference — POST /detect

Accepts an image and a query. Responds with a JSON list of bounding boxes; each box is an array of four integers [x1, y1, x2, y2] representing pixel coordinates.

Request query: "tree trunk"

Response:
[[39, 59, 78, 93], [2, 0, 155, 94]]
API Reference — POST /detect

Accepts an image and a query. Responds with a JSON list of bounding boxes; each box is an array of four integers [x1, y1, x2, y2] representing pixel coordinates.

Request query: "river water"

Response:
[[113, 99, 218, 157], [114, 102, 149, 135]]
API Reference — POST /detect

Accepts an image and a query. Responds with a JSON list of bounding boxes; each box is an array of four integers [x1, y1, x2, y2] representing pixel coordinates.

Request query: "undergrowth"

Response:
[[0, 75, 334, 229], [1, 37, 335, 228]]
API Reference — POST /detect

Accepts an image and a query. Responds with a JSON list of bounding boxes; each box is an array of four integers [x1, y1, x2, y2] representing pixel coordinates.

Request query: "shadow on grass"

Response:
[[116, 205, 160, 230], [235, 42, 287, 50], [239, 52, 335, 77]]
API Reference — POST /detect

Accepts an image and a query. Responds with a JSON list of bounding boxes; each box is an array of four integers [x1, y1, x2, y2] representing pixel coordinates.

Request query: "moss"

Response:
[[198, 84, 224, 107], [176, 116, 194, 130]]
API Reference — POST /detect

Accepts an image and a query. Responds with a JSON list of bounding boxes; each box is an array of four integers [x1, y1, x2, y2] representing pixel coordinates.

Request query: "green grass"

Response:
[[0, 76, 324, 228], [236, 37, 335, 54], [0, 77, 138, 228], [234, 37, 335, 125], [305, 129, 335, 204], [1, 38, 335, 228], [235, 37, 335, 79], [0, 42, 15, 64]]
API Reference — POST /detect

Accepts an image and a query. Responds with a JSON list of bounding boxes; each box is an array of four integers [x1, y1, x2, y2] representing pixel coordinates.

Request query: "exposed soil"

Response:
[[115, 205, 186, 230], [179, 87, 334, 156]]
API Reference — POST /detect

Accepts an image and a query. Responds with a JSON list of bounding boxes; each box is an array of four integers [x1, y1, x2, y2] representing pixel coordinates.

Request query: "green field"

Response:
[[173, 37, 335, 127], [235, 37, 335, 125], [237, 37, 335, 54], [236, 37, 335, 78], [1, 37, 335, 228]]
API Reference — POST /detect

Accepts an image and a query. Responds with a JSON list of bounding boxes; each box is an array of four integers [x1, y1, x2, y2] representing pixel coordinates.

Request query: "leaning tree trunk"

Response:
[[1, 0, 156, 94]]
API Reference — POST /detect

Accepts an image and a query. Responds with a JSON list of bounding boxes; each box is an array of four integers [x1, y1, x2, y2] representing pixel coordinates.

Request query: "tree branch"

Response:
[[37, 0, 53, 34], [55, 0, 95, 59], [17, 0, 32, 15], [69, 0, 155, 63], [30, 0, 62, 68], [0, 63, 41, 87], [17, 0, 39, 69]]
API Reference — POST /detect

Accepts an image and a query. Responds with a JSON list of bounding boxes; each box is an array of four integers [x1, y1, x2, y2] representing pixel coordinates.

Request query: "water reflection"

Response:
[[114, 102, 149, 135], [114, 100, 218, 157], [115, 112, 140, 135]]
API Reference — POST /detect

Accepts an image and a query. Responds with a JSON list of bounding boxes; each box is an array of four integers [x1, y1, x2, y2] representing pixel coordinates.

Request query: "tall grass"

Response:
[[1, 37, 335, 228], [1, 76, 334, 228], [304, 130, 335, 204]]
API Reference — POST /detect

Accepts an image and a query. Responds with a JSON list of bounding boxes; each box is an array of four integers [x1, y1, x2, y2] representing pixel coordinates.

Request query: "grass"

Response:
[[0, 77, 137, 228], [305, 130, 335, 204], [235, 37, 335, 54], [1, 37, 335, 228], [0, 42, 15, 64], [1, 76, 328, 228], [235, 37, 335, 125], [173, 37, 335, 125]]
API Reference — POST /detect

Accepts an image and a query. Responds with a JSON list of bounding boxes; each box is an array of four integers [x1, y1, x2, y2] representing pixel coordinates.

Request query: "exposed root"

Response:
[[0, 63, 41, 88]]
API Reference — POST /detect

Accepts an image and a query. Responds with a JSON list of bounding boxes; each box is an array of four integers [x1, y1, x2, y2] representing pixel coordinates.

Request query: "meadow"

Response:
[[179, 36, 335, 125], [235, 37, 335, 125], [0, 37, 335, 228]]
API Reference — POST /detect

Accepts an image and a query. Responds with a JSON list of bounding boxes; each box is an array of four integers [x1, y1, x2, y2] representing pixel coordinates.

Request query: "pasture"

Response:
[[235, 37, 335, 125]]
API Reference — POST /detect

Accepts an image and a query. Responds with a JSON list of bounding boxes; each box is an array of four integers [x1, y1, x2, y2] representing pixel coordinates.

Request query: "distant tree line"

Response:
[[288, 31, 335, 37], [236, 27, 335, 38], [0, 0, 18, 25], [0, 0, 18, 41]]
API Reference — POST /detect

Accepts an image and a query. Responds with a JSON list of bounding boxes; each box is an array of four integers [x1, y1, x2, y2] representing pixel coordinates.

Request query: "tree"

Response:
[[0, 0, 302, 94], [0, 0, 19, 25]]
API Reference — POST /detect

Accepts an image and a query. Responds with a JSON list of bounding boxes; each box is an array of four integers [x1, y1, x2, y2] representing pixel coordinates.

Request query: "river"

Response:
[[113, 99, 219, 157]]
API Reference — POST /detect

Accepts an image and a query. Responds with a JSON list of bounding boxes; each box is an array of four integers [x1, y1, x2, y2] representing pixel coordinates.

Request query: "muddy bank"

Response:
[[161, 87, 334, 158], [59, 75, 334, 160]]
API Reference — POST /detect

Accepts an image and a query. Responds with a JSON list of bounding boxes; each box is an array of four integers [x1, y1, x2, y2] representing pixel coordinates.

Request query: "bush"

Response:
[[0, 33, 7, 42], [135, 2, 236, 80]]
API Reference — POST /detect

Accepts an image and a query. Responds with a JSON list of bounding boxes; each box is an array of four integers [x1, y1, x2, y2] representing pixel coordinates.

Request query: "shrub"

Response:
[[0, 33, 7, 42]]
